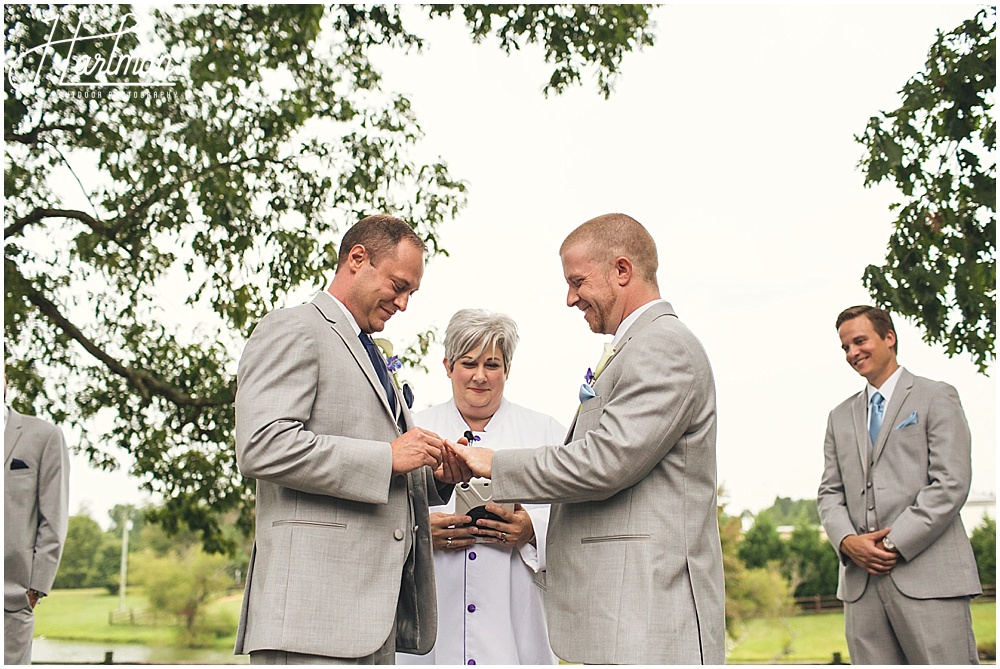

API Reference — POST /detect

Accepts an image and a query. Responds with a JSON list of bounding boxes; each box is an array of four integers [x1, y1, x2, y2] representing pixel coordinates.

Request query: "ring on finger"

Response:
[[500, 532, 508, 543], [446, 537, 453, 548]]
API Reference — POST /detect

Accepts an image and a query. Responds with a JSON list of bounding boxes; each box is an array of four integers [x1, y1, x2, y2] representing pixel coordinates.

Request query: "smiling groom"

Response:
[[452, 213, 726, 664], [817, 305, 981, 664]]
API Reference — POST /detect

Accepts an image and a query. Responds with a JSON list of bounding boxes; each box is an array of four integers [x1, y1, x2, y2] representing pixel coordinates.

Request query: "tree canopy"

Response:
[[4, 4, 655, 552], [857, 7, 995, 373]]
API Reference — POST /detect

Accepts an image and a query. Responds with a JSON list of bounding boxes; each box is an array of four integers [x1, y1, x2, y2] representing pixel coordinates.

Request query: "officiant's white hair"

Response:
[[444, 309, 519, 372]]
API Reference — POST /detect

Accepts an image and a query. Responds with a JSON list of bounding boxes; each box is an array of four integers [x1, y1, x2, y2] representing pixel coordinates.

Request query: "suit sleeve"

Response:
[[30, 424, 70, 595], [235, 309, 394, 504], [515, 417, 565, 572], [493, 321, 711, 504], [816, 411, 856, 564], [888, 383, 972, 561]]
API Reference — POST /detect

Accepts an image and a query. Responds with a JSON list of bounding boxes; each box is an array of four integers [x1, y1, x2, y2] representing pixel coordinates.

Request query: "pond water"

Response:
[[32, 637, 249, 664]]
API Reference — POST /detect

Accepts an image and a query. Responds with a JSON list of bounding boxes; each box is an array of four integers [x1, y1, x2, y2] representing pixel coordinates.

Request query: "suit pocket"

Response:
[[575, 396, 605, 436], [272, 519, 347, 530], [580, 534, 650, 544]]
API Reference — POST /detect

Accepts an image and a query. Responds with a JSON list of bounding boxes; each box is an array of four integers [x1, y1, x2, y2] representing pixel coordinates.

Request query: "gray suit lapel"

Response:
[[567, 301, 677, 440], [310, 294, 397, 421], [872, 369, 913, 464], [613, 301, 677, 360], [4, 409, 23, 465], [851, 391, 869, 477]]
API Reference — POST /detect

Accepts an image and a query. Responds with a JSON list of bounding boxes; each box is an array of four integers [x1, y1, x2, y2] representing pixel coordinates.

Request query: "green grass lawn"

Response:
[[727, 601, 996, 664], [36, 589, 995, 663], [34, 587, 242, 650]]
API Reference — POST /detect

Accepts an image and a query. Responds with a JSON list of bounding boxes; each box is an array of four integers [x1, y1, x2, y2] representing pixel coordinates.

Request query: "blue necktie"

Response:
[[359, 331, 398, 415], [869, 391, 885, 447]]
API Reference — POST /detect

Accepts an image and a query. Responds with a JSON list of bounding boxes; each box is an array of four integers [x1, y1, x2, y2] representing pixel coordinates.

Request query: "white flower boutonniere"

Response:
[[579, 343, 616, 403]]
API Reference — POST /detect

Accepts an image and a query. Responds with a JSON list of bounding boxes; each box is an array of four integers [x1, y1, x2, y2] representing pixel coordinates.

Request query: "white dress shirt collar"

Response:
[[867, 365, 904, 408], [320, 290, 361, 337], [612, 298, 666, 348]]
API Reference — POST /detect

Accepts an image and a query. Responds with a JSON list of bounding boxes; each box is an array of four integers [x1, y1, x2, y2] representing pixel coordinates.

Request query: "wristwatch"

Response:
[[882, 536, 896, 551]]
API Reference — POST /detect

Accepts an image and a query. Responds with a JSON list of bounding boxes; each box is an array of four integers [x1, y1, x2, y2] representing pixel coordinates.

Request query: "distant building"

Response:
[[961, 491, 996, 535]]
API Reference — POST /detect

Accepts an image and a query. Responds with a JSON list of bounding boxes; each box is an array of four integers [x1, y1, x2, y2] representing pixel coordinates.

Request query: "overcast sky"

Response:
[[61, 3, 995, 528]]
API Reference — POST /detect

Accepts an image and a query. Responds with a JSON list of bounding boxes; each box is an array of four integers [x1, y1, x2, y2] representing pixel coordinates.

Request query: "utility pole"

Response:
[[119, 508, 131, 613]]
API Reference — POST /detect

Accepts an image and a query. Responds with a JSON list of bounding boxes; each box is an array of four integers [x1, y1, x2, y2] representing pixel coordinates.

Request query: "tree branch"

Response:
[[5, 207, 114, 239], [5, 124, 83, 145], [21, 278, 235, 408]]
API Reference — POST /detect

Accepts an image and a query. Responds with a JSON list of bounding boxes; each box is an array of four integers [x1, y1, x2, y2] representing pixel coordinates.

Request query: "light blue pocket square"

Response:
[[895, 411, 918, 430], [579, 383, 596, 403]]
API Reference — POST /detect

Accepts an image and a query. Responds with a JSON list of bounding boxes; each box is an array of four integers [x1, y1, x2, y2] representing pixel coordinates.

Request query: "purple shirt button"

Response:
[[468, 551, 477, 560], [467, 660, 476, 665], [467, 603, 476, 613]]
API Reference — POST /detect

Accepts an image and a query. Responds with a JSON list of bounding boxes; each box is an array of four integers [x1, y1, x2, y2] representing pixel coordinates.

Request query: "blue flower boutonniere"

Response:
[[578, 344, 616, 404], [373, 338, 414, 408]]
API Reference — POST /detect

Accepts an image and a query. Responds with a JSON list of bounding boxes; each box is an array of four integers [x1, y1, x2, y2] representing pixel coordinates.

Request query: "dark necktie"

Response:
[[359, 331, 399, 418]]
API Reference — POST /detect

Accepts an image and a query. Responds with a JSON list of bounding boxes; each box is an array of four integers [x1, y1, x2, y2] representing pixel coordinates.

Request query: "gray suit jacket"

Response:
[[817, 368, 981, 602], [234, 294, 444, 658], [4, 409, 70, 612], [491, 302, 726, 664]]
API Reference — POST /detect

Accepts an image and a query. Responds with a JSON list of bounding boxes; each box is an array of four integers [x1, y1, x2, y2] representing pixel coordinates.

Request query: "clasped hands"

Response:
[[430, 504, 535, 552], [840, 528, 899, 575], [391, 428, 493, 484]]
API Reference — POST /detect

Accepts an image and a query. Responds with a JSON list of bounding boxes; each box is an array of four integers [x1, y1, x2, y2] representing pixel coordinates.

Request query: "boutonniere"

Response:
[[579, 343, 616, 403], [373, 338, 414, 408], [595, 343, 616, 378]]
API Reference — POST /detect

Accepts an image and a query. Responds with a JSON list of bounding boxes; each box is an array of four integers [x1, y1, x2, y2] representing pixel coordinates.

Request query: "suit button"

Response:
[[467, 604, 476, 613], [393, 529, 404, 540], [867, 481, 872, 487], [868, 506, 874, 511], [469, 552, 477, 561], [868, 527, 875, 532], [413, 525, 419, 533]]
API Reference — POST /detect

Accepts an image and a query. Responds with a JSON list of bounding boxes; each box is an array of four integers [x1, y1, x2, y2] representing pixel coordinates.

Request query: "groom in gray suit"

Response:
[[4, 380, 71, 665], [817, 305, 980, 664], [235, 215, 469, 664], [454, 214, 726, 664]]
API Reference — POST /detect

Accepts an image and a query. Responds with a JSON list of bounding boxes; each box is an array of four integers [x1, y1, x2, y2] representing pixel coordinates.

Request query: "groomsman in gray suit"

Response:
[[817, 305, 981, 664], [454, 214, 726, 664], [4, 379, 71, 665], [234, 215, 469, 664]]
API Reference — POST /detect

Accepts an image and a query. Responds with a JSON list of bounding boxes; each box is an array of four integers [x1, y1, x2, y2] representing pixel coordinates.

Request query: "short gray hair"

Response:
[[444, 309, 519, 372]]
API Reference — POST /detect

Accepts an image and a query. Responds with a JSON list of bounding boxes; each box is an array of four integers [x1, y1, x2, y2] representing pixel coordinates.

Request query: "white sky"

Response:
[[60, 3, 995, 528]]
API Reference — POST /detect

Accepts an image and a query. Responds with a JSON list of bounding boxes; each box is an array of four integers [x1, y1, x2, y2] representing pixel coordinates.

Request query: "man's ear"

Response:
[[885, 329, 897, 350], [345, 244, 368, 272], [613, 256, 633, 286]]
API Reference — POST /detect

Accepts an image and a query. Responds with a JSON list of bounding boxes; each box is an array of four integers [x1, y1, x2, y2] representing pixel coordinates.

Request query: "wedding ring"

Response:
[[500, 532, 508, 543], [446, 537, 452, 548]]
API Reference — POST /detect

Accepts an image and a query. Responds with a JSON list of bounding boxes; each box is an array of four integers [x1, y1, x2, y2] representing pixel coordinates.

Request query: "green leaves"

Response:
[[4, 4, 652, 553], [857, 8, 995, 373], [429, 4, 656, 98]]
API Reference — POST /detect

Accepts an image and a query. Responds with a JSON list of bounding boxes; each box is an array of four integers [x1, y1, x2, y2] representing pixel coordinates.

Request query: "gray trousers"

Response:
[[4, 607, 33, 665], [845, 574, 979, 664]]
